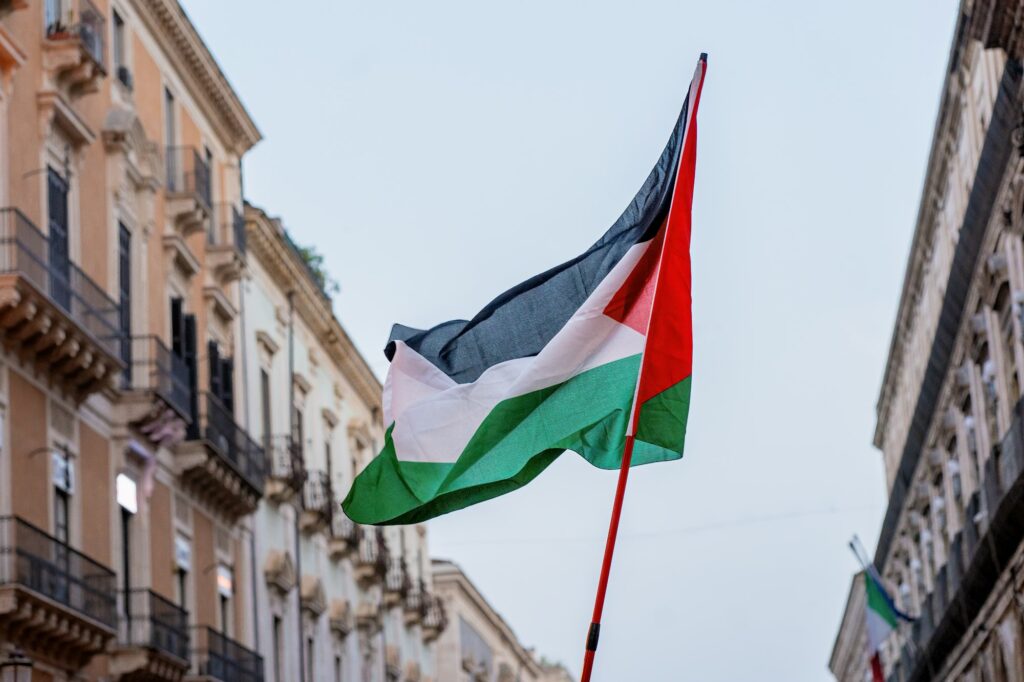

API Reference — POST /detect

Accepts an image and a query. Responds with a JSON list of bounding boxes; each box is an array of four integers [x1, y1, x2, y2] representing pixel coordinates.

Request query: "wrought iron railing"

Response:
[[422, 593, 448, 632], [0, 515, 117, 628], [330, 512, 357, 544], [45, 0, 106, 72], [302, 470, 333, 523], [265, 434, 305, 489], [121, 588, 189, 661], [357, 526, 389, 577], [385, 557, 410, 596], [165, 147, 212, 210], [186, 392, 266, 495], [191, 626, 264, 682], [404, 579, 426, 614], [0, 208, 123, 358], [121, 336, 192, 420]]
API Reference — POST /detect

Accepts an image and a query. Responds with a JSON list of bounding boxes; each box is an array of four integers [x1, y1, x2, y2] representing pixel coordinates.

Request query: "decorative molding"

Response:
[[131, 0, 261, 154], [263, 550, 296, 595], [246, 203, 383, 414]]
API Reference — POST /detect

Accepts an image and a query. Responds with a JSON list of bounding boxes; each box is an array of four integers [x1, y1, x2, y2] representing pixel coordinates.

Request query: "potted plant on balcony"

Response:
[[45, 9, 74, 39]]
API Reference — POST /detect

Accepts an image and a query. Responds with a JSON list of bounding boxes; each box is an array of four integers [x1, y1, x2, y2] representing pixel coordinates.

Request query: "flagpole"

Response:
[[579, 415, 640, 682]]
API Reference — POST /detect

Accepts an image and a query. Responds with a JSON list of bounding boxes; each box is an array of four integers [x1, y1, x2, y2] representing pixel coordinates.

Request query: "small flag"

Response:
[[850, 537, 912, 682], [343, 55, 707, 525]]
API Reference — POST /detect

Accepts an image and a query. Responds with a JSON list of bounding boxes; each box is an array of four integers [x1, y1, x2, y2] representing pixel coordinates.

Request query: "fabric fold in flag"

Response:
[[343, 55, 707, 525]]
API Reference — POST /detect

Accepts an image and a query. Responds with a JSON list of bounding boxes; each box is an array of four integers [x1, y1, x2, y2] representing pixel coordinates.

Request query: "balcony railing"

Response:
[[186, 392, 266, 495], [385, 557, 410, 596], [191, 626, 264, 682], [212, 204, 247, 254], [45, 0, 106, 72], [121, 336, 192, 420], [331, 513, 357, 544], [302, 471, 334, 522], [121, 588, 189, 662], [0, 515, 117, 628], [165, 147, 212, 210], [888, 395, 1024, 682], [265, 434, 306, 489], [355, 526, 389, 584], [422, 593, 448, 640], [0, 208, 123, 358]]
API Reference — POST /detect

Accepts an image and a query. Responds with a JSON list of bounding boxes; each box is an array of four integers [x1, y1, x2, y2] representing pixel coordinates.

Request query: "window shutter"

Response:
[[208, 341, 221, 400], [171, 298, 184, 356]]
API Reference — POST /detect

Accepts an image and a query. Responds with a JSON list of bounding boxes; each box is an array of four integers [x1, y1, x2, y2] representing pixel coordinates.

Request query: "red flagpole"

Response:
[[579, 416, 639, 682], [578, 54, 705, 681]]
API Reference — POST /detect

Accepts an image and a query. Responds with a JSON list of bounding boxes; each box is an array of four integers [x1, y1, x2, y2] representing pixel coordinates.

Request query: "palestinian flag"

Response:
[[343, 55, 707, 525]]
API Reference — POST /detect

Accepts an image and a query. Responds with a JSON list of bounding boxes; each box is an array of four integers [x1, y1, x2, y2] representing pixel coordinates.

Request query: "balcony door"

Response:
[[118, 224, 131, 376], [47, 167, 71, 311]]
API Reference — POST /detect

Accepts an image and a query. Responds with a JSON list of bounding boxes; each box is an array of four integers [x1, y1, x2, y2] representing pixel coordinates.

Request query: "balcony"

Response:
[[0, 516, 117, 669], [42, 0, 106, 96], [0, 208, 123, 400], [889, 396, 1024, 682], [328, 513, 358, 561], [165, 147, 212, 237], [119, 336, 192, 444], [111, 589, 190, 681], [300, 471, 333, 534], [206, 205, 247, 284], [179, 392, 265, 518], [189, 626, 264, 682], [403, 580, 425, 627], [264, 435, 305, 503], [421, 594, 447, 643], [383, 557, 410, 608], [354, 526, 388, 587]]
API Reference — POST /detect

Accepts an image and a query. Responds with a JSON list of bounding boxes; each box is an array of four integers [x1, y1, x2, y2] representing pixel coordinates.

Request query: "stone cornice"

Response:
[[131, 0, 261, 155], [431, 560, 543, 676], [875, 5, 976, 447], [245, 203, 383, 414]]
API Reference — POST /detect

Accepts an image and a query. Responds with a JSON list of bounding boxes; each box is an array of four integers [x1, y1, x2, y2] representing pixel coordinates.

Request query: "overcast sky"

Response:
[[181, 1, 959, 678]]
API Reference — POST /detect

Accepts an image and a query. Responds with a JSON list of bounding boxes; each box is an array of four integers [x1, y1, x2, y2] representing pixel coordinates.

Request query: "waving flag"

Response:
[[344, 55, 706, 525]]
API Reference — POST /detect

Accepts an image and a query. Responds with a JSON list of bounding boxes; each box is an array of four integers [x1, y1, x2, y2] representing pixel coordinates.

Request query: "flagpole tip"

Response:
[[700, 52, 708, 62]]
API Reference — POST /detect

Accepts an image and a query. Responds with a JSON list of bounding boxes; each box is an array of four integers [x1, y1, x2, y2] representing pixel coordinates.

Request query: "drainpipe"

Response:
[[289, 290, 305, 682]]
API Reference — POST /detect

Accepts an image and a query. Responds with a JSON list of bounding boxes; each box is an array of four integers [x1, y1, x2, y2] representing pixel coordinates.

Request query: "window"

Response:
[[273, 616, 283, 682], [261, 368, 272, 451], [306, 636, 314, 682], [217, 564, 233, 636], [164, 88, 177, 188], [112, 8, 130, 87], [175, 567, 187, 609], [293, 407, 304, 452], [44, 0, 63, 33], [118, 223, 131, 374], [53, 486, 69, 544], [47, 167, 70, 311]]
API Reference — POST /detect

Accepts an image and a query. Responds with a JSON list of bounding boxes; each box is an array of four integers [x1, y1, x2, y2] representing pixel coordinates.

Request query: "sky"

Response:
[[180, 2, 960, 679]]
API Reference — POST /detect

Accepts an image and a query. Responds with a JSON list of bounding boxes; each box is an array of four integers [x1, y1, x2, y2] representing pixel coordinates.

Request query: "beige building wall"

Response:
[[433, 559, 568, 682], [244, 204, 441, 682], [0, 0, 263, 679]]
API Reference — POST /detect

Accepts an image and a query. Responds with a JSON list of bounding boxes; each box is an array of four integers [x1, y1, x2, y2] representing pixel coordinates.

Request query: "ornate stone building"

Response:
[[0, 1, 440, 680], [432, 559, 569, 682], [243, 204, 444, 682], [831, 1, 1024, 680]]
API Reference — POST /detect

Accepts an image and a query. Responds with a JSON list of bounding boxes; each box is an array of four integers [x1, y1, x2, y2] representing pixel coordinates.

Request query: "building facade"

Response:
[[0, 1, 440, 680], [432, 559, 568, 682], [243, 204, 445, 682], [831, 2, 1024, 680]]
